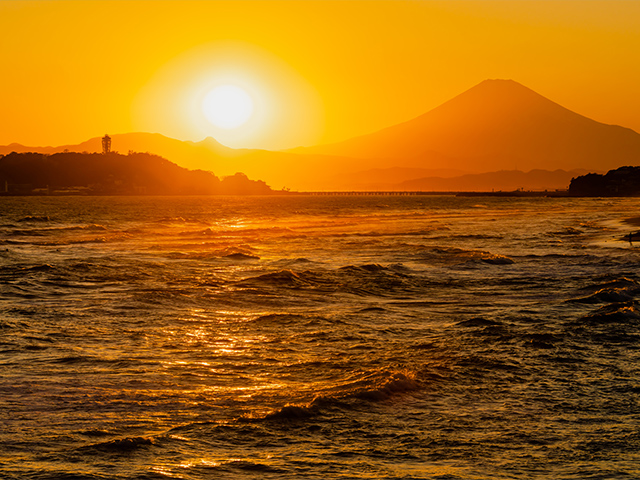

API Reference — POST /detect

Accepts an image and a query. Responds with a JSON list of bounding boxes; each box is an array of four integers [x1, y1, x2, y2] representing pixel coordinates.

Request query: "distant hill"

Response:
[[0, 133, 238, 168], [3, 80, 639, 191], [293, 79, 640, 173], [0, 151, 274, 195]]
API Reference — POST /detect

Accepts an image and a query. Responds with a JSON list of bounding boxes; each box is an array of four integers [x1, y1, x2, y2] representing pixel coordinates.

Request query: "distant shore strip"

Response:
[[301, 190, 570, 197], [0, 190, 572, 197]]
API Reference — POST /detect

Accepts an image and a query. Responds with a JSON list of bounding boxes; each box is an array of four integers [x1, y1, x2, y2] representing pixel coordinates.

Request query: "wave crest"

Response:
[[80, 436, 154, 453], [256, 369, 422, 424]]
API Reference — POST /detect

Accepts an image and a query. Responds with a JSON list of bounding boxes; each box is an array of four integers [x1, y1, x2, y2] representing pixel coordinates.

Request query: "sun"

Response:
[[202, 85, 254, 129], [133, 43, 323, 149]]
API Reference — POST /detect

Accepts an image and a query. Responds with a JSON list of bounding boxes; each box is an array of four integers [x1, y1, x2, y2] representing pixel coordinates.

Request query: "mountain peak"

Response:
[[295, 79, 640, 172], [440, 78, 557, 113], [479, 78, 521, 85], [195, 136, 225, 147], [477, 78, 521, 87], [470, 78, 541, 98]]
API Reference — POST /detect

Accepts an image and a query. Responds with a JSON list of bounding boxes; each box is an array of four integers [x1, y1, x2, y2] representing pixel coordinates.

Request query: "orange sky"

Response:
[[1, 0, 639, 150]]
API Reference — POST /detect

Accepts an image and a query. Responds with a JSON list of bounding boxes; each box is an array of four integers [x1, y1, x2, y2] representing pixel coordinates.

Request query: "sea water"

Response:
[[1, 195, 639, 479]]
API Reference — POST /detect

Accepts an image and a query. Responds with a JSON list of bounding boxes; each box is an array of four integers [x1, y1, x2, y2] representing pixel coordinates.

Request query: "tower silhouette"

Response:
[[102, 134, 111, 155]]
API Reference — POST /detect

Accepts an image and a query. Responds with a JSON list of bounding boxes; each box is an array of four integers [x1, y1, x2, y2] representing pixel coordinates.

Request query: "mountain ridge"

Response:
[[2, 79, 639, 190]]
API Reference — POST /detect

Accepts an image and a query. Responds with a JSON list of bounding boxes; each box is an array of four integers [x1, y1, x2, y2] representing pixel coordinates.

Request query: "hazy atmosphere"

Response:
[[2, 1, 640, 150], [3, 2, 640, 480]]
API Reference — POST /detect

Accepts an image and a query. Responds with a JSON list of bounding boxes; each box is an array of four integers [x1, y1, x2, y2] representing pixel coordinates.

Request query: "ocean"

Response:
[[1, 195, 639, 479]]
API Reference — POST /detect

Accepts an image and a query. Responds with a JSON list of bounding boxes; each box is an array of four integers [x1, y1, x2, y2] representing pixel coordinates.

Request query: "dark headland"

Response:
[[568, 166, 640, 197], [0, 151, 275, 196]]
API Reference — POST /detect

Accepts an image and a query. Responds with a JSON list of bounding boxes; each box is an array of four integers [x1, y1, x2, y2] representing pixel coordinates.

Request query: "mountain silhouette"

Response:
[[294, 79, 640, 173], [3, 80, 639, 190], [0, 133, 236, 165]]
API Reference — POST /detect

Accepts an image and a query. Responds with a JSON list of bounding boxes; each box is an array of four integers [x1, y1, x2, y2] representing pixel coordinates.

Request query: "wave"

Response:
[[422, 246, 515, 265], [269, 257, 318, 268], [53, 355, 96, 364], [548, 226, 584, 236], [352, 370, 421, 401], [6, 261, 157, 288], [222, 252, 260, 261], [337, 264, 418, 293], [249, 313, 334, 326], [167, 246, 259, 261], [522, 253, 601, 259], [22, 264, 55, 272], [0, 318, 25, 329], [14, 472, 113, 480], [569, 277, 640, 304], [201, 459, 285, 474], [481, 254, 515, 265], [57, 224, 109, 232], [569, 276, 640, 331], [10, 234, 130, 247], [10, 224, 109, 236], [235, 264, 424, 298], [357, 306, 388, 313], [17, 215, 50, 222], [67, 238, 110, 245], [246, 369, 423, 425], [339, 263, 392, 274], [237, 269, 314, 288], [180, 226, 296, 238], [78, 436, 154, 453], [455, 317, 503, 328], [167, 250, 225, 260], [263, 403, 320, 421], [154, 216, 188, 223], [339, 227, 449, 238], [580, 301, 640, 324], [428, 233, 504, 241], [571, 288, 636, 304], [8, 229, 45, 236], [65, 262, 102, 272]]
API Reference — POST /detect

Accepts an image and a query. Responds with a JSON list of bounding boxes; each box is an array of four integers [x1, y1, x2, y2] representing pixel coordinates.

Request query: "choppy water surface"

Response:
[[1, 195, 640, 479]]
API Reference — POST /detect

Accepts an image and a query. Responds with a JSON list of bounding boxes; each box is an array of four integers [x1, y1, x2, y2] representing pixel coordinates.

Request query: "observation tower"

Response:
[[102, 134, 111, 155]]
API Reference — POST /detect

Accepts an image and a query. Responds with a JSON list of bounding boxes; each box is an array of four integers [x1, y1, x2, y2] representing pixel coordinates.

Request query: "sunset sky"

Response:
[[2, 0, 639, 151]]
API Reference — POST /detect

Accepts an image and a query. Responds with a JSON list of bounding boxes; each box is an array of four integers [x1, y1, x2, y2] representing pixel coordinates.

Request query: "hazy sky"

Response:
[[2, 0, 639, 150]]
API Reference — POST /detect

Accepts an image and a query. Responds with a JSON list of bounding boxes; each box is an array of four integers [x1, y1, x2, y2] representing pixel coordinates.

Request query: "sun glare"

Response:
[[132, 42, 323, 149], [202, 85, 254, 129]]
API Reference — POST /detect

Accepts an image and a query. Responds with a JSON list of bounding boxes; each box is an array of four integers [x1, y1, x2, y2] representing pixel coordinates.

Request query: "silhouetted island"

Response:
[[0, 151, 275, 195], [569, 166, 640, 197]]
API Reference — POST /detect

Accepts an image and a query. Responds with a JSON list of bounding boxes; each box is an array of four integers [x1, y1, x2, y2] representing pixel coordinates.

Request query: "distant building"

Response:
[[102, 134, 111, 155]]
